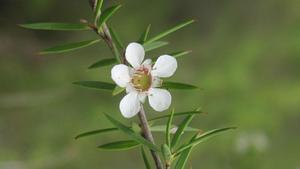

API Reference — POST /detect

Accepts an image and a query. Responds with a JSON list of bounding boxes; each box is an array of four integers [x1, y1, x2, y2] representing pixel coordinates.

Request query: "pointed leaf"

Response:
[[40, 39, 100, 55], [112, 86, 125, 96], [176, 127, 237, 154], [151, 125, 199, 133], [171, 114, 196, 148], [145, 20, 195, 44], [161, 82, 198, 90], [97, 5, 122, 29], [19, 22, 91, 31], [94, 0, 104, 22], [148, 109, 203, 122], [141, 147, 152, 169], [143, 41, 169, 52], [88, 58, 117, 69], [75, 128, 118, 139], [171, 50, 192, 58], [166, 109, 175, 147], [73, 81, 116, 91], [109, 27, 124, 49], [174, 134, 199, 169], [98, 140, 140, 151], [153, 50, 192, 61], [104, 114, 160, 152], [139, 24, 151, 44]]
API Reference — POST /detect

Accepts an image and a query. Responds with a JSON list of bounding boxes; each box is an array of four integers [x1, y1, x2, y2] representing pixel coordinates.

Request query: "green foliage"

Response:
[[174, 134, 199, 169], [18, 1, 238, 169], [88, 58, 117, 69], [166, 109, 175, 147], [141, 147, 152, 169], [148, 109, 203, 122], [40, 39, 100, 55], [139, 24, 152, 44], [109, 27, 124, 49], [161, 82, 198, 90], [144, 20, 195, 44], [150, 125, 199, 133], [97, 5, 122, 30], [75, 128, 118, 139], [112, 86, 125, 96], [104, 114, 160, 152], [143, 41, 169, 52], [72, 81, 116, 91], [19, 22, 91, 31], [94, 0, 104, 22], [98, 140, 140, 151], [171, 114, 196, 148], [171, 50, 192, 58], [162, 144, 172, 164], [176, 127, 237, 154]]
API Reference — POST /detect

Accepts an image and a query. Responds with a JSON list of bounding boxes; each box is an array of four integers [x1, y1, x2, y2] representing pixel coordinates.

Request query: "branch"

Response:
[[138, 106, 164, 169], [88, 1, 163, 169]]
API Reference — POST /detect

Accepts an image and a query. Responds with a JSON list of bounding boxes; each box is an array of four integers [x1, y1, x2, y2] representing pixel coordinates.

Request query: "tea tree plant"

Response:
[[21, 0, 236, 168]]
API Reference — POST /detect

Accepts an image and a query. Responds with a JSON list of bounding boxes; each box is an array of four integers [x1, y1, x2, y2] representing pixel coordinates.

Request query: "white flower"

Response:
[[111, 42, 178, 118]]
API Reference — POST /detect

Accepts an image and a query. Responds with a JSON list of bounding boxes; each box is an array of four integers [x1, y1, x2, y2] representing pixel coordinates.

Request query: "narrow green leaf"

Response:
[[161, 82, 198, 90], [174, 146, 192, 169], [97, 5, 122, 29], [166, 109, 175, 147], [176, 127, 237, 154], [151, 125, 199, 133], [139, 24, 152, 44], [171, 115, 196, 148], [170, 50, 192, 58], [88, 58, 117, 69], [109, 27, 124, 49], [75, 128, 118, 139], [104, 114, 160, 152], [148, 109, 203, 122], [145, 20, 195, 44], [141, 147, 152, 169], [112, 86, 125, 96], [143, 41, 168, 52], [98, 140, 140, 151], [162, 144, 172, 163], [72, 81, 116, 91], [94, 0, 104, 22], [152, 50, 192, 61], [19, 22, 91, 31], [174, 134, 199, 169], [40, 39, 100, 55]]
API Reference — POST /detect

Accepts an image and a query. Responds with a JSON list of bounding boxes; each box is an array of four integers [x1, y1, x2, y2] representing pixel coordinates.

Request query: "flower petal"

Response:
[[142, 59, 152, 71], [148, 88, 171, 112], [125, 42, 145, 68], [111, 64, 131, 87], [152, 55, 177, 78], [119, 92, 141, 118]]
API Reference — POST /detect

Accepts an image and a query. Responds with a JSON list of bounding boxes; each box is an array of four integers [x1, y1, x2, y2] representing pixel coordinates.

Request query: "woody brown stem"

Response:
[[138, 106, 164, 169]]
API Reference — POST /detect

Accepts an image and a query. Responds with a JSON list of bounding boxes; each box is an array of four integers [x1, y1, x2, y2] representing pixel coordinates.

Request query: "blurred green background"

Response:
[[1, 0, 300, 169]]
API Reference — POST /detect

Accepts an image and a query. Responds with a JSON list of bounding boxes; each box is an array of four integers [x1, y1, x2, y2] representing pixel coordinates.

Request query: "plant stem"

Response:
[[138, 106, 164, 169], [89, 1, 164, 168]]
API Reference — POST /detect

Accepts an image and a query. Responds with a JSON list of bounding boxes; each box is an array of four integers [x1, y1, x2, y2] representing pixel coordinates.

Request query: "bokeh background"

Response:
[[1, 0, 300, 169]]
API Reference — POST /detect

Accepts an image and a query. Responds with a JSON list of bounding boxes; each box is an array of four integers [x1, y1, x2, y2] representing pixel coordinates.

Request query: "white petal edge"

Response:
[[125, 42, 145, 68], [148, 88, 171, 112], [152, 55, 177, 78], [119, 92, 141, 118], [111, 64, 131, 88]]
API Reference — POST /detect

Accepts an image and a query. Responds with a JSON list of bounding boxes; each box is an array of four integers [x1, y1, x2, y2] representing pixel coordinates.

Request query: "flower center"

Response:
[[131, 68, 152, 92]]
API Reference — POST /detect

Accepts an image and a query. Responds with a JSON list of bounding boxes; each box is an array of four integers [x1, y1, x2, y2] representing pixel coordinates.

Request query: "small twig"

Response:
[[138, 106, 164, 169]]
